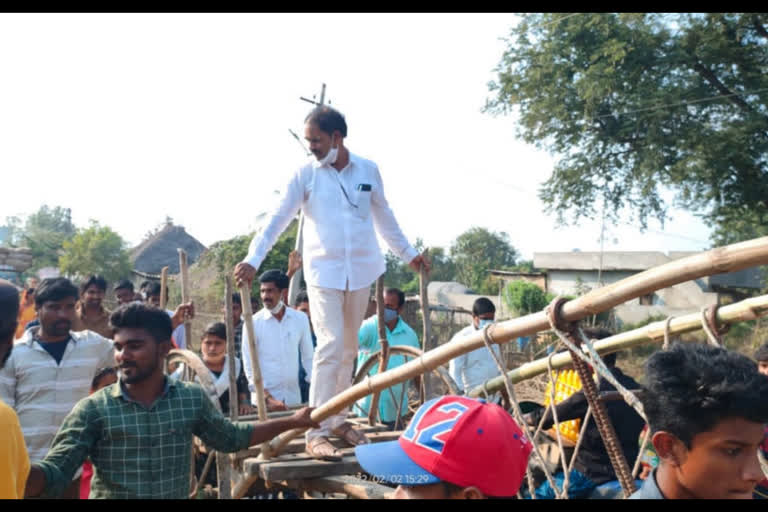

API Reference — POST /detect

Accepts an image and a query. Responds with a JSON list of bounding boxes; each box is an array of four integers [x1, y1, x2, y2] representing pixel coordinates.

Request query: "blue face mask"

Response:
[[384, 308, 398, 323], [477, 318, 494, 330]]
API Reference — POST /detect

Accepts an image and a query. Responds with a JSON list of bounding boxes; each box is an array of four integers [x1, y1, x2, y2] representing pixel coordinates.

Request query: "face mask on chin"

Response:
[[383, 307, 398, 323], [315, 135, 339, 167], [268, 300, 285, 316]]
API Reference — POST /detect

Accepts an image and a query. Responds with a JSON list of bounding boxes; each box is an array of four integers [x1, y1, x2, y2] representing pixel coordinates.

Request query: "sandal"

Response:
[[332, 422, 370, 447], [306, 436, 343, 462]]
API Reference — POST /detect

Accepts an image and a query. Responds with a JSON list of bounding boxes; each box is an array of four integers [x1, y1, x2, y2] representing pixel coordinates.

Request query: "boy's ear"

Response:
[[652, 431, 688, 467], [459, 486, 485, 499]]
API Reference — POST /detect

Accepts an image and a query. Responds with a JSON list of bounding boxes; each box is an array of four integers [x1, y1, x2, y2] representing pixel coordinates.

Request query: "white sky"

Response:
[[0, 13, 713, 262]]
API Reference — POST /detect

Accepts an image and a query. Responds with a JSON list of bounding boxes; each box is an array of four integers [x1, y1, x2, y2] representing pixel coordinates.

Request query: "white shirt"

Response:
[[0, 328, 114, 462], [165, 310, 187, 349], [448, 324, 503, 400], [241, 306, 314, 406], [243, 152, 419, 291]]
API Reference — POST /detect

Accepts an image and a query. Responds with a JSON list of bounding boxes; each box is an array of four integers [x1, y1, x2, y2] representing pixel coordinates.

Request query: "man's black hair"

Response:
[[294, 290, 309, 307], [304, 106, 348, 137], [35, 278, 79, 308], [202, 321, 227, 340], [80, 275, 107, 295], [582, 326, 617, 366], [91, 366, 117, 390], [109, 303, 172, 344], [385, 287, 406, 309], [754, 342, 768, 363], [641, 342, 768, 448], [259, 269, 289, 290], [472, 297, 496, 317], [114, 279, 134, 292], [231, 293, 242, 306]]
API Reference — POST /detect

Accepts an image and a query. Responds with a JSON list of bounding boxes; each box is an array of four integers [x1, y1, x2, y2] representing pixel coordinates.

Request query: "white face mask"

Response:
[[269, 300, 285, 316], [315, 135, 339, 167], [476, 318, 494, 330]]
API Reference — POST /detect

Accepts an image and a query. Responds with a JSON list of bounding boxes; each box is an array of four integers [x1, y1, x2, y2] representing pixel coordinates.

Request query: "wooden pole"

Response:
[[215, 275, 238, 499], [367, 276, 389, 425], [287, 213, 305, 308], [265, 236, 768, 454], [159, 266, 169, 310], [177, 251, 191, 349], [468, 292, 768, 397], [240, 281, 271, 459], [418, 249, 436, 399]]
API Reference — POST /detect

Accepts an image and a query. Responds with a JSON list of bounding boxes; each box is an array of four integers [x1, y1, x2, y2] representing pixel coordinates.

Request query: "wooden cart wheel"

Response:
[[165, 349, 222, 498], [352, 345, 459, 426]]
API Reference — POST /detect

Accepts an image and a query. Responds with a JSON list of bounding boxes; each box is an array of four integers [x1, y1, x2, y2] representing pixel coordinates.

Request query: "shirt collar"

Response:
[[114, 376, 173, 403]]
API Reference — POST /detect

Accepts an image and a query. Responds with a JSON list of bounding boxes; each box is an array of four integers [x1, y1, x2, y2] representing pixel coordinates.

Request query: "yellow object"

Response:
[[0, 401, 30, 499], [544, 370, 582, 443]]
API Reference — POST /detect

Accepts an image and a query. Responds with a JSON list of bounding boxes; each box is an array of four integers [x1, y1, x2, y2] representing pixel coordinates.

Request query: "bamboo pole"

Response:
[[419, 249, 436, 399], [266, 236, 768, 455], [159, 266, 169, 310], [177, 251, 192, 348], [468, 293, 768, 398], [217, 275, 237, 499], [367, 276, 389, 425], [287, 213, 305, 308], [240, 282, 271, 459]]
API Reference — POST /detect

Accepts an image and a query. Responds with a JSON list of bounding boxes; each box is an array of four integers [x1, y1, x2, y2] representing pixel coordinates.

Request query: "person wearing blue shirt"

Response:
[[354, 288, 420, 430]]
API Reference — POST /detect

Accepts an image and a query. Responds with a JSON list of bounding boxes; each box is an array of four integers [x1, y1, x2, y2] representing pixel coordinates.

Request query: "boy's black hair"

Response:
[[35, 278, 79, 308], [114, 279, 134, 292], [294, 290, 309, 307], [641, 342, 768, 448], [231, 293, 242, 306], [754, 342, 768, 363], [385, 287, 406, 309], [91, 366, 117, 390], [79, 275, 107, 295], [109, 303, 172, 344], [472, 297, 496, 317], [202, 321, 227, 341]]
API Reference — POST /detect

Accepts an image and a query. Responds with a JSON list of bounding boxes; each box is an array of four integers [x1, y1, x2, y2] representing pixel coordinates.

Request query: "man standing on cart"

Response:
[[234, 106, 428, 461]]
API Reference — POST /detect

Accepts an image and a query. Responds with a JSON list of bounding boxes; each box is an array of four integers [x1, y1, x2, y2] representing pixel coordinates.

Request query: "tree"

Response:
[[486, 13, 768, 243], [449, 227, 518, 294], [503, 280, 552, 315], [59, 221, 132, 283], [15, 205, 76, 273], [383, 240, 458, 294]]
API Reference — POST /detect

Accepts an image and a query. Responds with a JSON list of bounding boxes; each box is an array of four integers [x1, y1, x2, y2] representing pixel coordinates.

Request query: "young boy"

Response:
[[355, 395, 532, 499], [630, 343, 768, 499], [754, 342, 768, 499]]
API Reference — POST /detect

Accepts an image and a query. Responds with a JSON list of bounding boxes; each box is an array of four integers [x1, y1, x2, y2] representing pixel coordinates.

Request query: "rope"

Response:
[[632, 426, 652, 479], [544, 354, 570, 499], [545, 297, 637, 497], [700, 307, 723, 347], [567, 407, 593, 476], [480, 325, 562, 499]]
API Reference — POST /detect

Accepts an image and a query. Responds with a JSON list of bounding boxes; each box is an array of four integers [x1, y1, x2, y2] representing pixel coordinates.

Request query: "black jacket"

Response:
[[535, 366, 645, 485]]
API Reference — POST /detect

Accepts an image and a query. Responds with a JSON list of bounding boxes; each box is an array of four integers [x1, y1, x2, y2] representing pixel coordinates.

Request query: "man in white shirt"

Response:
[[234, 106, 429, 460], [0, 278, 113, 498], [241, 270, 314, 411], [449, 298, 503, 404]]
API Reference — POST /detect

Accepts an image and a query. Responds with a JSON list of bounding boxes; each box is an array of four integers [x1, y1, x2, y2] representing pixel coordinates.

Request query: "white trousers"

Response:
[[306, 283, 371, 439]]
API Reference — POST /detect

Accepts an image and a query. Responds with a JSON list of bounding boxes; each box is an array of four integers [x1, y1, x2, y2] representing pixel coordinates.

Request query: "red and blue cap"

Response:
[[354, 395, 532, 497]]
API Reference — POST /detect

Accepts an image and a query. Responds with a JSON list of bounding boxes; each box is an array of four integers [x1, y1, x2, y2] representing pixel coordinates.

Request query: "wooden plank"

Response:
[[259, 455, 364, 482], [285, 475, 395, 500], [234, 430, 402, 461]]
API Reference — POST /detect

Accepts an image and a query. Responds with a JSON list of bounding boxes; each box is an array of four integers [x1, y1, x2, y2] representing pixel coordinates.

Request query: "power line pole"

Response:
[[287, 83, 330, 307]]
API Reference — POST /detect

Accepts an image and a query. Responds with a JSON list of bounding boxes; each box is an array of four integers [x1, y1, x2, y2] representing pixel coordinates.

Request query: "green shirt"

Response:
[[37, 378, 254, 499], [354, 315, 421, 423]]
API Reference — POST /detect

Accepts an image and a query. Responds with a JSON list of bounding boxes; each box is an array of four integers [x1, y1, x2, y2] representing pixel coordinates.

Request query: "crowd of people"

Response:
[[1, 104, 767, 500]]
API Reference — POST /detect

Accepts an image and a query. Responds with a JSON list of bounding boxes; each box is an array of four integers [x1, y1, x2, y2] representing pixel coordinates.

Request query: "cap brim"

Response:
[[355, 441, 440, 487]]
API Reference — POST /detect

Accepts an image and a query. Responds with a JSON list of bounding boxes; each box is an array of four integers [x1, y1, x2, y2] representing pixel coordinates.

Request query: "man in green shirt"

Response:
[[24, 303, 318, 499], [354, 288, 420, 430]]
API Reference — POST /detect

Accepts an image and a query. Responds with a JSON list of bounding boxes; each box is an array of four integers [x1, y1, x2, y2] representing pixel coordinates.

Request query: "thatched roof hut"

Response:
[[130, 223, 206, 275]]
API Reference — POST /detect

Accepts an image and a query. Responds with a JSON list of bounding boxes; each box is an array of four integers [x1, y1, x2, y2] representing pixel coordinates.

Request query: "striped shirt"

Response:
[[0, 327, 114, 463], [36, 379, 254, 499]]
